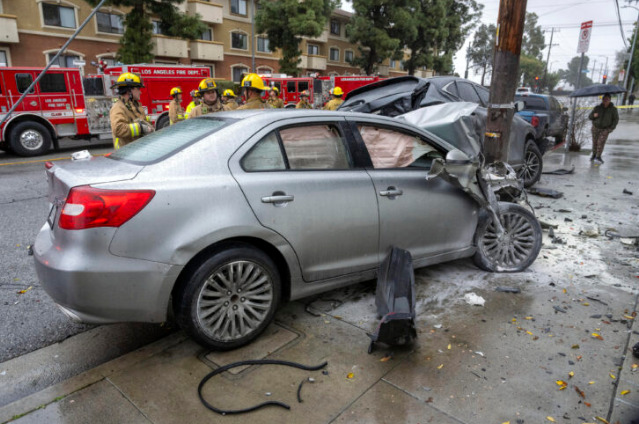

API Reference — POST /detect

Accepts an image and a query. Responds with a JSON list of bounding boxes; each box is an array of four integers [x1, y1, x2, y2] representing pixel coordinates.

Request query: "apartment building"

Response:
[[0, 0, 417, 81]]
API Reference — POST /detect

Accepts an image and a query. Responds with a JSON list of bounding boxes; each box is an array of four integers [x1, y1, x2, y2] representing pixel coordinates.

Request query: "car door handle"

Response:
[[261, 195, 294, 204], [379, 187, 403, 197]]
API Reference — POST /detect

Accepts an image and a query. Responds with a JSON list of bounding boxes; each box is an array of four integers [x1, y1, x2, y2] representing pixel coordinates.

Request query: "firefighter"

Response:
[[221, 89, 238, 110], [188, 78, 228, 118], [296, 90, 312, 109], [267, 86, 284, 108], [237, 73, 268, 110], [323, 86, 344, 110], [184, 90, 201, 119], [109, 72, 153, 149], [168, 87, 185, 125]]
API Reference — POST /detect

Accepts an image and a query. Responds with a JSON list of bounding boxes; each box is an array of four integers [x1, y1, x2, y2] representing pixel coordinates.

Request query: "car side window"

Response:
[[357, 125, 442, 169], [279, 124, 351, 169], [443, 82, 459, 97], [457, 82, 481, 104], [242, 131, 286, 171]]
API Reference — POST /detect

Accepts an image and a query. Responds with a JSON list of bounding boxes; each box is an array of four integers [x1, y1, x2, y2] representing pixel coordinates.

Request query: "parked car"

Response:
[[34, 110, 542, 351], [514, 93, 569, 145], [516, 87, 533, 94], [339, 76, 544, 187]]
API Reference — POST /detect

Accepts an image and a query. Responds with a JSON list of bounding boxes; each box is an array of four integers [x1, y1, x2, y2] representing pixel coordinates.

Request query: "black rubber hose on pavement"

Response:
[[198, 359, 328, 415]]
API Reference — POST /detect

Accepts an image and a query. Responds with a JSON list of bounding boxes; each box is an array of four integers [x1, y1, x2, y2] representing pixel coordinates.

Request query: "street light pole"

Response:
[[622, 6, 639, 103]]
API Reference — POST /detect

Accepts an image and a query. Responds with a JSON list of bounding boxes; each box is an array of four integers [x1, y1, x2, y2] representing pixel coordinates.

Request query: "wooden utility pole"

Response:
[[485, 0, 528, 164]]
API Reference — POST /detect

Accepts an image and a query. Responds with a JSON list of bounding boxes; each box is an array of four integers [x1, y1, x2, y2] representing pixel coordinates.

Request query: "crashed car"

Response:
[[339, 76, 544, 187], [34, 110, 542, 351]]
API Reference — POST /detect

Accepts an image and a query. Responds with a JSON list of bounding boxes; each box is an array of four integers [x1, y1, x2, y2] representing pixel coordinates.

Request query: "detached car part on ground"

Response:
[[339, 76, 544, 187], [34, 110, 542, 352]]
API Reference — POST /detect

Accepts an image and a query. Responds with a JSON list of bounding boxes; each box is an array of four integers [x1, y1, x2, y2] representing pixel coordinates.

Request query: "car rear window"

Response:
[[108, 118, 228, 164], [516, 96, 546, 111]]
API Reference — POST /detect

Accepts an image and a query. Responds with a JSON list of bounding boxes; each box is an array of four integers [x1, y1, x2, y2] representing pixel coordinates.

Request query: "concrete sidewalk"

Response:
[[2, 117, 639, 424]]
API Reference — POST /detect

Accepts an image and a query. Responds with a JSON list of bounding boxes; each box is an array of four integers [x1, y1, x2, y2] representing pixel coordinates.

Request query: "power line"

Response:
[[540, 20, 635, 29], [615, 0, 629, 48]]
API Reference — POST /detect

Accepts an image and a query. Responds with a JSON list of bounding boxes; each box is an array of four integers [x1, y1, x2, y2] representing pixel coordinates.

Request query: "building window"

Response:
[[390, 60, 396, 69], [48, 52, 81, 68], [345, 50, 354, 63], [257, 36, 270, 53], [329, 48, 339, 62], [42, 3, 76, 28], [232, 66, 249, 83], [200, 28, 212, 41], [231, 32, 248, 50], [307, 44, 319, 55], [152, 21, 163, 35], [231, 0, 247, 15], [330, 20, 340, 36], [257, 66, 272, 75], [96, 11, 123, 34], [0, 50, 8, 67]]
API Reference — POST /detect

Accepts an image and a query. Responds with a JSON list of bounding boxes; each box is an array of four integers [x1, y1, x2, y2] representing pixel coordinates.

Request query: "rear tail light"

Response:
[[59, 186, 155, 230], [75, 108, 85, 114], [531, 116, 540, 127]]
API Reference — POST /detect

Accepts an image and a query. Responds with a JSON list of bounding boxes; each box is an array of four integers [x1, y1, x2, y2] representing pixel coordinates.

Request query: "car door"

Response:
[[230, 117, 380, 282], [351, 119, 478, 264]]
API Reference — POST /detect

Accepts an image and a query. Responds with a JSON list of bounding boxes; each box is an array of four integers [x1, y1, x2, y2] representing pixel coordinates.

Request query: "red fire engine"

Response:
[[0, 64, 210, 157], [261, 75, 382, 108]]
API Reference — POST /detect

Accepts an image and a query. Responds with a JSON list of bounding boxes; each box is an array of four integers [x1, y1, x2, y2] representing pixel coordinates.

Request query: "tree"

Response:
[[519, 55, 545, 88], [467, 23, 495, 86], [256, 0, 337, 76], [521, 12, 545, 60], [544, 71, 561, 93], [86, 0, 206, 64], [557, 56, 593, 88], [347, 0, 417, 75], [432, 0, 482, 75]]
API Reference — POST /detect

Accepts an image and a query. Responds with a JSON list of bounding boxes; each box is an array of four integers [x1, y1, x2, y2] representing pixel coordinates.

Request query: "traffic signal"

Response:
[[535, 76, 539, 81], [602, 75, 607, 84]]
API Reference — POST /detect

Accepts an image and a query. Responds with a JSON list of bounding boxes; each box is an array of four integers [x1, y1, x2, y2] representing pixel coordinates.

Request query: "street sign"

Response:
[[72, 60, 86, 66], [577, 20, 592, 53]]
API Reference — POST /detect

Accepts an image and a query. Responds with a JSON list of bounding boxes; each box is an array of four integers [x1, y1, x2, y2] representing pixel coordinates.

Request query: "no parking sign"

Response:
[[577, 20, 593, 53]]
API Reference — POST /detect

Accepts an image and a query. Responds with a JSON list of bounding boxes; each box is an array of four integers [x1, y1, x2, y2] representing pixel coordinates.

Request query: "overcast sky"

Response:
[[343, 1, 638, 84], [454, 0, 639, 84]]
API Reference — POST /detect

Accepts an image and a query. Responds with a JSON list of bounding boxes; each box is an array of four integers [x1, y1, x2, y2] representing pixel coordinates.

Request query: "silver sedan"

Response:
[[34, 110, 541, 350]]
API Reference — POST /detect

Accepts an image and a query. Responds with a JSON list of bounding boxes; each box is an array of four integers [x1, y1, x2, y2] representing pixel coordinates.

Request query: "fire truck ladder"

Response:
[[0, 0, 108, 148]]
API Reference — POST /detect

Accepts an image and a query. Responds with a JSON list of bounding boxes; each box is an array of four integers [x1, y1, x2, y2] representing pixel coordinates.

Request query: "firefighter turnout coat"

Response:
[[110, 98, 149, 149], [188, 99, 228, 118], [168, 99, 185, 125]]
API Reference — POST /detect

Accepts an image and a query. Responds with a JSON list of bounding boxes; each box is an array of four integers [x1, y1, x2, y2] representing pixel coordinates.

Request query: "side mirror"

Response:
[[514, 101, 525, 112], [445, 149, 471, 165]]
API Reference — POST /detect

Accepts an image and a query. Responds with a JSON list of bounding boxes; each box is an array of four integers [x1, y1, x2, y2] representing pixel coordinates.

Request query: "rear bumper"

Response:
[[33, 223, 183, 324]]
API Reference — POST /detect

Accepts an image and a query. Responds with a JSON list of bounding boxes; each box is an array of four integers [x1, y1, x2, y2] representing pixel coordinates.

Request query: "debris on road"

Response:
[[543, 166, 575, 175], [622, 188, 633, 195], [495, 286, 521, 293], [464, 293, 485, 306], [526, 187, 564, 198]]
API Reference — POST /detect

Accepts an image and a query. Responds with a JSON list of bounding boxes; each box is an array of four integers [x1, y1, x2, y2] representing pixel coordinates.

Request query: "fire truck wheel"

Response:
[[9, 121, 52, 157], [156, 115, 170, 130]]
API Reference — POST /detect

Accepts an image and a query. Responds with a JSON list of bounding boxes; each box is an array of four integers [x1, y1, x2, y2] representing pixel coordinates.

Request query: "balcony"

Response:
[[300, 55, 327, 71], [377, 65, 390, 77], [305, 29, 328, 43], [187, 1, 223, 24], [0, 15, 19, 43], [190, 40, 224, 61], [152, 35, 188, 58]]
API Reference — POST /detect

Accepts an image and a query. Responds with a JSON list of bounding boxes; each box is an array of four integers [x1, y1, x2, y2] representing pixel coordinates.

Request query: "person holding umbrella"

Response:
[[588, 94, 618, 164]]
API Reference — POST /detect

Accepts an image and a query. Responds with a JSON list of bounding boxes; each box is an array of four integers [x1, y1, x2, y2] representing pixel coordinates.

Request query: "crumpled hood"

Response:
[[398, 102, 483, 158]]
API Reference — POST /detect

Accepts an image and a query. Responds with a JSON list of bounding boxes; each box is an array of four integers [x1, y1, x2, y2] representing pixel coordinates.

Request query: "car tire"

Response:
[[518, 141, 543, 188], [9, 121, 52, 157], [174, 244, 281, 351], [156, 114, 170, 130], [473, 202, 542, 273]]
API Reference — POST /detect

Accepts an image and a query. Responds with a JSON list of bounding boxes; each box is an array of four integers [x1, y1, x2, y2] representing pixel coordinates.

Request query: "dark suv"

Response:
[[515, 93, 569, 145], [339, 76, 544, 187]]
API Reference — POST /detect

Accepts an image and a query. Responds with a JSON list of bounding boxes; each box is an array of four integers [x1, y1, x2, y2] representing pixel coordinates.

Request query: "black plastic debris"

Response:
[[633, 342, 639, 359], [526, 187, 564, 198], [368, 247, 417, 354], [623, 189, 633, 195], [542, 166, 575, 175], [496, 286, 521, 293]]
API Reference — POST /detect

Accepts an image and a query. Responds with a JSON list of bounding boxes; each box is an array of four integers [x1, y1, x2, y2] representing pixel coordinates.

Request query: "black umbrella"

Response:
[[569, 84, 626, 97]]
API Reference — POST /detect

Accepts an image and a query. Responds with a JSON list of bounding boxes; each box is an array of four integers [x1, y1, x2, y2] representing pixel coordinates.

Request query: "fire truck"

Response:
[[261, 75, 382, 108], [0, 64, 210, 157]]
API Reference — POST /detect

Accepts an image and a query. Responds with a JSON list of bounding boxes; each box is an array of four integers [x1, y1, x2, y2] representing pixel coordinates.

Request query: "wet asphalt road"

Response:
[[0, 139, 172, 366]]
